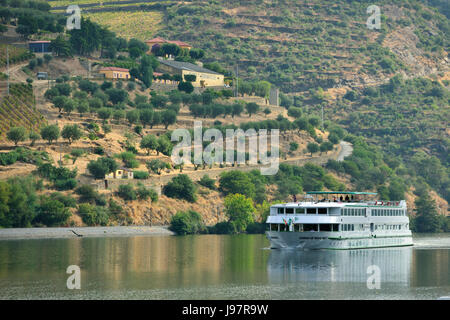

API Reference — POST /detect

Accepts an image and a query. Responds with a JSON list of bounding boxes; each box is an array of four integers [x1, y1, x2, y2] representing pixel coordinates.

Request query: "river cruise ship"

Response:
[[266, 191, 413, 250]]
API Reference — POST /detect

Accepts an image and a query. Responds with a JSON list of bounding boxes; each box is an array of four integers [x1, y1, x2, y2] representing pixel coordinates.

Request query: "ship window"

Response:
[[294, 224, 300, 232], [295, 208, 305, 214], [307, 208, 316, 214], [286, 208, 294, 214], [277, 208, 284, 214], [320, 224, 332, 232], [351, 224, 354, 231], [318, 208, 327, 214], [342, 209, 346, 216], [280, 224, 287, 232], [333, 224, 339, 232], [304, 224, 318, 231], [270, 224, 278, 231]]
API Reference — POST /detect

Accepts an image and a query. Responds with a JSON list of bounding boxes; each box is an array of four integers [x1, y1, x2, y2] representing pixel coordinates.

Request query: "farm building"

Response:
[[28, 41, 51, 53], [98, 67, 130, 80], [105, 168, 134, 180], [145, 37, 192, 52], [157, 59, 224, 88]]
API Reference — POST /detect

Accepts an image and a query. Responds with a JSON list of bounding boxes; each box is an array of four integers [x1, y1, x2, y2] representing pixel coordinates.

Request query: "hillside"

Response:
[[46, 0, 449, 93], [0, 0, 447, 232]]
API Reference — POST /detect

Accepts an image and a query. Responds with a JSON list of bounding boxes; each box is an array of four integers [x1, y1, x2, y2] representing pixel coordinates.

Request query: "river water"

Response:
[[0, 233, 448, 299]]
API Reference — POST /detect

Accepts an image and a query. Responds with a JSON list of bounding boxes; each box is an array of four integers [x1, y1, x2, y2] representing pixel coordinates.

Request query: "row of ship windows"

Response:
[[276, 208, 406, 216], [277, 208, 327, 214], [375, 224, 407, 230], [372, 209, 406, 216], [269, 223, 408, 232], [341, 208, 365, 216]]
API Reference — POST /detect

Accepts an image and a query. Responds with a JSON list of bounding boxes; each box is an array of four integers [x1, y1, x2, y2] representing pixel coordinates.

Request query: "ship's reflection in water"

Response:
[[0, 234, 448, 299], [267, 247, 412, 285]]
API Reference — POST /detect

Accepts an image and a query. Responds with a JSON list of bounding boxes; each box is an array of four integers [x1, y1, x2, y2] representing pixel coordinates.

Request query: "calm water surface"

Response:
[[0, 233, 449, 299]]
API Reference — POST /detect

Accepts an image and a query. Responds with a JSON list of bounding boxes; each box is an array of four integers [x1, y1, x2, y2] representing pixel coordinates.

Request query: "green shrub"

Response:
[[169, 210, 205, 235], [133, 171, 149, 179], [198, 174, 216, 190], [50, 192, 77, 208], [208, 221, 236, 234], [136, 184, 152, 200], [117, 184, 137, 201], [163, 174, 197, 202], [78, 203, 109, 226], [35, 196, 71, 227]]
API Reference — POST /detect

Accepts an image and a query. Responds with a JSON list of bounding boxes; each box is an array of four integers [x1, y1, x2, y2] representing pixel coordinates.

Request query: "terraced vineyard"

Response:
[[85, 10, 163, 40], [0, 83, 46, 139]]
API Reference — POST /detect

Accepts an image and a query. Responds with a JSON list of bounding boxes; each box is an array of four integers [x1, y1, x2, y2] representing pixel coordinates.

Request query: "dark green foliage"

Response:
[[133, 171, 149, 180], [0, 177, 38, 228], [198, 174, 216, 190], [411, 188, 442, 233], [140, 134, 158, 155], [169, 210, 205, 235], [40, 125, 60, 144], [115, 151, 140, 169], [219, 171, 255, 199], [163, 174, 197, 202], [78, 203, 109, 226], [49, 192, 77, 208], [245, 102, 259, 117], [178, 81, 194, 94], [246, 222, 266, 234], [75, 185, 100, 204], [0, 148, 49, 166], [7, 126, 27, 146], [35, 196, 71, 227], [87, 157, 118, 179], [61, 124, 82, 144], [105, 88, 128, 104], [307, 142, 319, 155], [208, 221, 236, 234], [37, 163, 77, 190], [117, 184, 137, 201], [146, 159, 168, 175]]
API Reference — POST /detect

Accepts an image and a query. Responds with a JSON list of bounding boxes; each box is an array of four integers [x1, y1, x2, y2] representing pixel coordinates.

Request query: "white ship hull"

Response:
[[266, 231, 413, 250]]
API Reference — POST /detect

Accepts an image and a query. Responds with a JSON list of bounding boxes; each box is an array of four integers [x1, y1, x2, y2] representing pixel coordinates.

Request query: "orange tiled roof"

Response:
[[99, 67, 129, 72]]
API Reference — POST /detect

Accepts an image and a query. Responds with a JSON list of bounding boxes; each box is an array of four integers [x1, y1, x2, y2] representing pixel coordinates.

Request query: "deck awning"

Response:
[[307, 191, 377, 195]]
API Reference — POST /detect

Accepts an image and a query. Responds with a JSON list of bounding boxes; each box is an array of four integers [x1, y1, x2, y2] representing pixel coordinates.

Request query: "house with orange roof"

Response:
[[98, 67, 130, 80]]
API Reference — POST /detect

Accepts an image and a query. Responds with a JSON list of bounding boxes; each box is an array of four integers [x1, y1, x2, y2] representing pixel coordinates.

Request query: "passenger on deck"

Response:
[[333, 197, 337, 202], [345, 195, 350, 202], [339, 196, 343, 202]]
